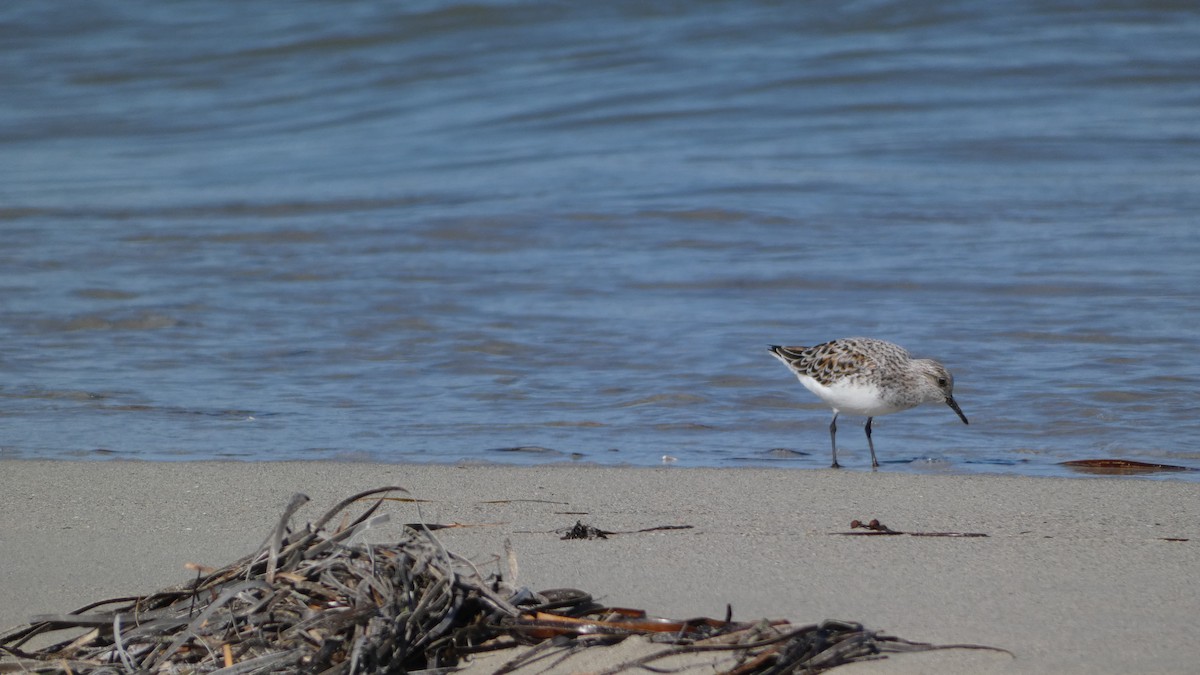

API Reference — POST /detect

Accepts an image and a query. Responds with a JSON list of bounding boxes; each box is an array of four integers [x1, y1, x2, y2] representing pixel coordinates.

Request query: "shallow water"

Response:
[[2, 2, 1199, 479]]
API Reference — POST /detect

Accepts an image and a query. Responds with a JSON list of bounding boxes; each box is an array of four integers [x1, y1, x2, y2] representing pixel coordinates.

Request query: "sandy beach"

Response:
[[1, 460, 1196, 673]]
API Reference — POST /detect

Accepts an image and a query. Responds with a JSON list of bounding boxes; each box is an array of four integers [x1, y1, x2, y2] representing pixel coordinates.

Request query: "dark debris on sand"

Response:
[[0, 487, 1008, 674]]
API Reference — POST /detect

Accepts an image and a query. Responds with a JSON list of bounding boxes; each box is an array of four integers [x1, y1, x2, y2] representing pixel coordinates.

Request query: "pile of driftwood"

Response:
[[0, 487, 1003, 674]]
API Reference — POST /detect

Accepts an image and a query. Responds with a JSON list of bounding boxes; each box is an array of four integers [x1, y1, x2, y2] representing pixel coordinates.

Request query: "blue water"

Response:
[[2, 1, 1199, 480]]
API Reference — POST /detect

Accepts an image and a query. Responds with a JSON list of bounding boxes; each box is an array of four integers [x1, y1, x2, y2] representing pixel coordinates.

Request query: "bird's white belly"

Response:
[[796, 375, 908, 417]]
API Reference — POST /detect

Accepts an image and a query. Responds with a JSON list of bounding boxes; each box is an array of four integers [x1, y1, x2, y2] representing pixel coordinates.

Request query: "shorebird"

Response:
[[768, 338, 968, 468]]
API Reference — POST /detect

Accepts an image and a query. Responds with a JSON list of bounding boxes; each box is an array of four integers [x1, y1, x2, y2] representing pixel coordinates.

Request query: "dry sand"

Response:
[[1, 460, 1196, 673]]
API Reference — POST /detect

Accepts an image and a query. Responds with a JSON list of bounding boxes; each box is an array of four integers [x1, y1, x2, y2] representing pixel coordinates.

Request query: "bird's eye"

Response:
[[937, 377, 948, 387]]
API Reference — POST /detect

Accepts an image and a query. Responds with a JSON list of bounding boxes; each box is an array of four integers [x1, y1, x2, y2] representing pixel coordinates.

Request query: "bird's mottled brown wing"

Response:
[[773, 340, 878, 386]]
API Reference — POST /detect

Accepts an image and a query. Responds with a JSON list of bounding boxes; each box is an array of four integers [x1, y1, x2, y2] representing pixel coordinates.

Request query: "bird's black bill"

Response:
[[946, 396, 969, 425]]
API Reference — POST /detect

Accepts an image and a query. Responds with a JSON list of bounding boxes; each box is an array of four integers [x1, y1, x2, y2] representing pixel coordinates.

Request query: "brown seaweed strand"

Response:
[[309, 486, 410, 534], [145, 579, 273, 669], [266, 493, 310, 585]]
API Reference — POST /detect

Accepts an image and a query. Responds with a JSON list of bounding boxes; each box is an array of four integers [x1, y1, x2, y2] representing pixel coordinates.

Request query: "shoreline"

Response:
[[2, 460, 1197, 673]]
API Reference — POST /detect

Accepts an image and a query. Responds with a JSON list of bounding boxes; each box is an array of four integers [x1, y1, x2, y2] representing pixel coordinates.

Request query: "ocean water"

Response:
[[2, 1, 1198, 479]]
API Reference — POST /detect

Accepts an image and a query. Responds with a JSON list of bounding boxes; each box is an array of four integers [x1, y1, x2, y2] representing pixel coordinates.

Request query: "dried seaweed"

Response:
[[1058, 458, 1195, 475], [830, 518, 988, 538], [556, 521, 694, 540], [0, 488, 1010, 674], [559, 521, 612, 540]]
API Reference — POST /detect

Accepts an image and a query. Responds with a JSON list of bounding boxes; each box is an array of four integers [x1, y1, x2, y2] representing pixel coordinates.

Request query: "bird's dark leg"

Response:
[[864, 417, 879, 469], [829, 412, 841, 468]]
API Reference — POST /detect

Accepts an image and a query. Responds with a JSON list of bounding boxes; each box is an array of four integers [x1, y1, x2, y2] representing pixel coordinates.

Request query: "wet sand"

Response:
[[1, 460, 1196, 673]]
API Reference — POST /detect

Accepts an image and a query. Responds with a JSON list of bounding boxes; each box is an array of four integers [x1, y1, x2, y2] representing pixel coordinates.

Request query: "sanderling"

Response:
[[768, 338, 968, 468]]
